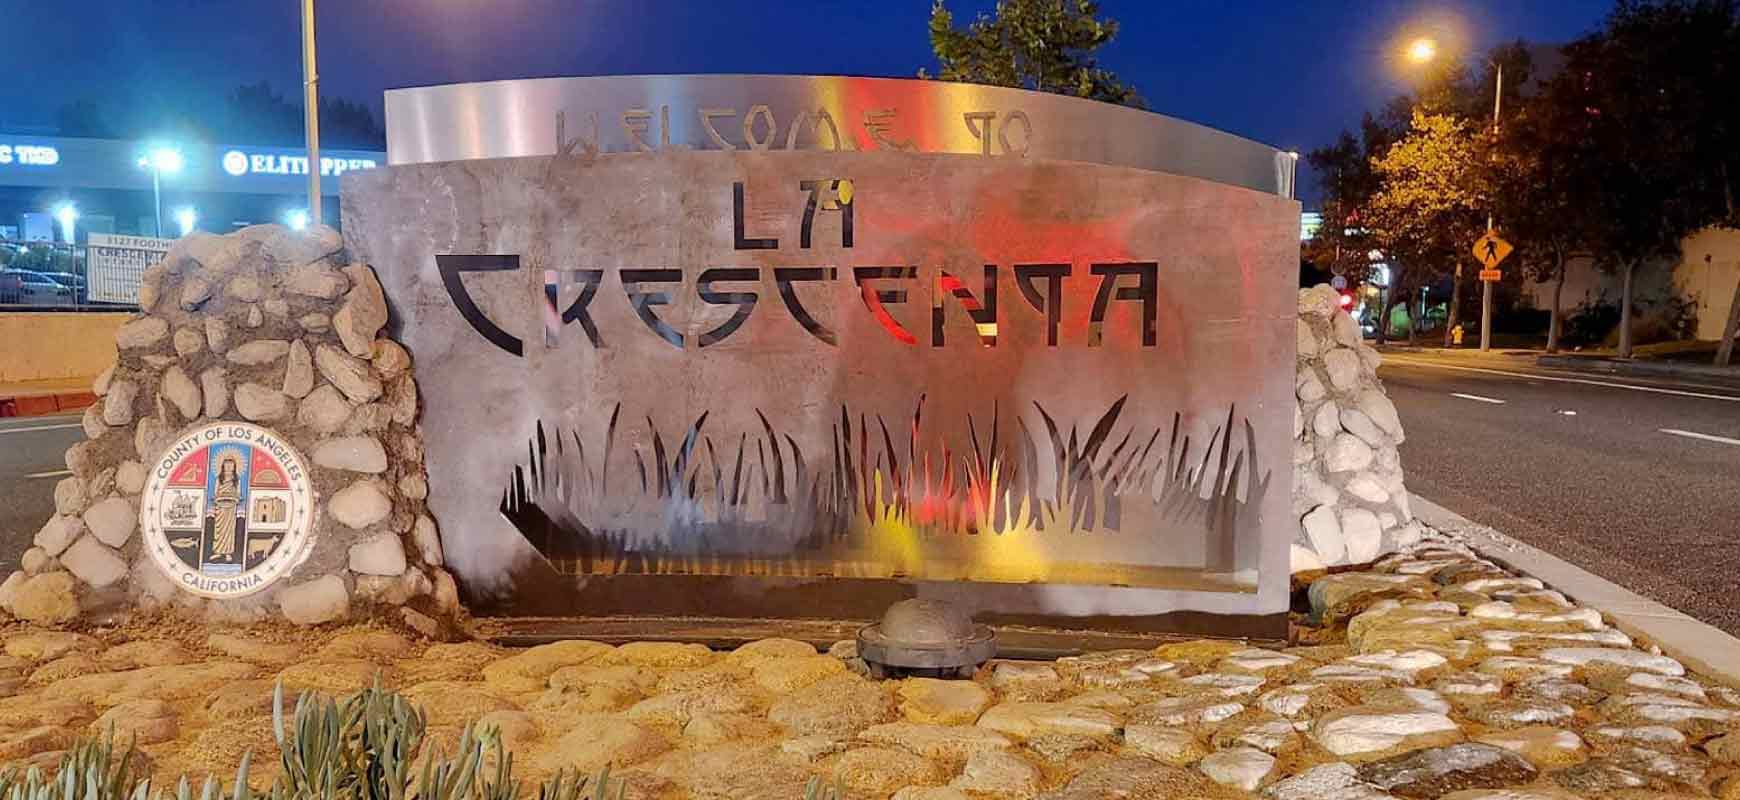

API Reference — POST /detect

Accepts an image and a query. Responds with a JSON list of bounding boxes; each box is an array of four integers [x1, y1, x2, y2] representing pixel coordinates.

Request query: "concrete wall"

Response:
[[0, 312, 125, 383], [1521, 227, 1740, 341]]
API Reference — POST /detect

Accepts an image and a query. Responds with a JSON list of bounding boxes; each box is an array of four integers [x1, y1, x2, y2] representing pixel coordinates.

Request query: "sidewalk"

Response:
[[0, 377, 97, 417]]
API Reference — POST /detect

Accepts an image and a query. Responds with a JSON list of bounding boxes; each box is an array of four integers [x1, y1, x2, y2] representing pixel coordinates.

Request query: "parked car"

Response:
[[0, 268, 75, 305], [41, 271, 88, 302]]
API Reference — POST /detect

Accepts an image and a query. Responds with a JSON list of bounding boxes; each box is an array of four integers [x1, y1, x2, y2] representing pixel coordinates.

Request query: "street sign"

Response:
[[1473, 232, 1513, 268], [1479, 269, 1502, 282]]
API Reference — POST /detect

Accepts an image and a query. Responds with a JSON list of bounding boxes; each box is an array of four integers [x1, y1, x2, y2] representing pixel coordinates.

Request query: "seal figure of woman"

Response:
[[208, 454, 243, 561]]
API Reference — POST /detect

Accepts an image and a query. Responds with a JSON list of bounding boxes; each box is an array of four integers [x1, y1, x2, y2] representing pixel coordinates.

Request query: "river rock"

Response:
[[205, 317, 229, 352], [172, 327, 204, 357], [279, 575, 349, 625], [283, 340, 314, 398], [316, 344, 383, 403], [8, 573, 79, 624], [1325, 433, 1376, 473], [334, 264, 388, 357], [348, 533, 408, 577], [1303, 504, 1347, 563], [1312, 707, 1463, 760], [951, 749, 1038, 795], [200, 367, 229, 417], [233, 383, 290, 422], [81, 497, 135, 547], [1342, 508, 1384, 563], [1357, 743, 1537, 798], [161, 366, 201, 420], [115, 316, 168, 349], [60, 536, 127, 588], [226, 274, 261, 302], [329, 481, 391, 529], [286, 264, 348, 299], [53, 477, 88, 516], [313, 436, 387, 473], [371, 340, 411, 377], [899, 677, 991, 725], [1325, 348, 1362, 390], [226, 339, 290, 365], [34, 516, 81, 556], [102, 380, 138, 426], [1201, 747, 1277, 792]]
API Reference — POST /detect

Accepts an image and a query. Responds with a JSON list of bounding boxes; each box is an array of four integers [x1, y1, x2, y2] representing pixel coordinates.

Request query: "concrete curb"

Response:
[[1535, 353, 1740, 387], [1411, 493, 1740, 690]]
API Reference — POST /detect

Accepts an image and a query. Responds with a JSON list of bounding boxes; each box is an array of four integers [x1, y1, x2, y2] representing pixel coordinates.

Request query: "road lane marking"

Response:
[[1385, 357, 1740, 403], [1659, 428, 1740, 447], [1452, 393, 1507, 404], [0, 423, 82, 435], [23, 469, 72, 479]]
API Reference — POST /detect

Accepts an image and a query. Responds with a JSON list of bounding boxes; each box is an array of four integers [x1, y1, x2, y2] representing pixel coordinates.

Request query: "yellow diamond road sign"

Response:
[[1473, 232, 1513, 268]]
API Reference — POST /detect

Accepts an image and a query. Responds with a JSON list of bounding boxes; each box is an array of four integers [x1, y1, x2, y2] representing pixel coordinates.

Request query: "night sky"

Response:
[[0, 0, 1610, 205]]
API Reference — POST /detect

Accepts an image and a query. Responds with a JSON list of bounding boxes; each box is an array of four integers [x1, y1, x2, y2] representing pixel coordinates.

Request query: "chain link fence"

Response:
[[0, 238, 154, 312]]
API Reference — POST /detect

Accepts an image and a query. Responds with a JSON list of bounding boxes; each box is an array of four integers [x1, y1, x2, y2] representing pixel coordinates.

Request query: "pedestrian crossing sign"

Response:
[[1473, 232, 1513, 268]]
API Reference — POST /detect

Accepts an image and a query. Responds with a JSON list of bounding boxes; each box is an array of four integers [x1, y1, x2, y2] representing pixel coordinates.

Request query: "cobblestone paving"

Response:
[[0, 533, 1736, 799]]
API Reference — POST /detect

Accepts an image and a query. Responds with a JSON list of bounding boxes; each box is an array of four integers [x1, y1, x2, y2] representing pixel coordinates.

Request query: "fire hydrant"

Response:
[[1451, 324, 1465, 346]]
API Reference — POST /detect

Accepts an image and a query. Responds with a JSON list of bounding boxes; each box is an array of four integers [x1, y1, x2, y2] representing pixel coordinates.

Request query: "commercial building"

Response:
[[0, 134, 383, 241]]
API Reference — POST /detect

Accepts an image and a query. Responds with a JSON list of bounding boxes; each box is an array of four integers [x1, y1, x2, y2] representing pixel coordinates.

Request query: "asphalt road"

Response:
[[1381, 352, 1740, 636], [0, 413, 84, 571]]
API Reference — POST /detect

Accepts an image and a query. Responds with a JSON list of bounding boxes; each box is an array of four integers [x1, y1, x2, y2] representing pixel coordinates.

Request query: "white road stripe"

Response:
[[1452, 392, 1507, 404], [23, 469, 72, 479], [1659, 428, 1740, 446], [1386, 356, 1740, 403], [0, 422, 82, 435]]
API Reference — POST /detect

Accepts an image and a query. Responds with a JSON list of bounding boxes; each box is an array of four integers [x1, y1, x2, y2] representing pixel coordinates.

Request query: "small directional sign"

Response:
[[1473, 232, 1513, 269], [1479, 269, 1502, 281]]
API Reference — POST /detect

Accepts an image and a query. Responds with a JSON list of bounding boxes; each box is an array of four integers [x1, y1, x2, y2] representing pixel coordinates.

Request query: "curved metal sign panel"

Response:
[[383, 74, 1297, 198], [342, 145, 1298, 637]]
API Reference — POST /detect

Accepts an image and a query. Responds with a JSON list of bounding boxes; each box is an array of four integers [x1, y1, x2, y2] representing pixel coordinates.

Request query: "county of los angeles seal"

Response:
[[142, 422, 315, 598]]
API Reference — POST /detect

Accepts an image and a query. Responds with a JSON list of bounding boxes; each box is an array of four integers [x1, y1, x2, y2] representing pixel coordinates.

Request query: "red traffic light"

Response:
[[1338, 292, 1354, 309]]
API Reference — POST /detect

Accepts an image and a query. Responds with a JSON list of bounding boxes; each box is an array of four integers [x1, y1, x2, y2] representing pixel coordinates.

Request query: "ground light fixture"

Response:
[[285, 209, 310, 231], [174, 207, 198, 237], [52, 203, 78, 244]]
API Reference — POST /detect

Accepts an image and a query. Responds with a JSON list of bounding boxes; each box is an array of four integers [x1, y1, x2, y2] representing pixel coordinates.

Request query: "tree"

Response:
[[222, 82, 386, 150], [1365, 111, 1490, 345], [1553, 1, 1730, 358], [1305, 113, 1404, 340], [1491, 48, 1596, 353], [922, 0, 1142, 107]]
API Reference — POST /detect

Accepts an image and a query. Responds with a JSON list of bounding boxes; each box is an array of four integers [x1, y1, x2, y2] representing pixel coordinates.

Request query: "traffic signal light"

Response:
[[1338, 290, 1355, 309]]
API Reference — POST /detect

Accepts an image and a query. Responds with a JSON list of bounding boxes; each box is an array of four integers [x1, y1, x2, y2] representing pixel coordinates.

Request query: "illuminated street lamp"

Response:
[[1402, 34, 1504, 351], [1405, 37, 1438, 64], [136, 146, 184, 238], [174, 207, 198, 237], [286, 209, 310, 231], [52, 203, 78, 244]]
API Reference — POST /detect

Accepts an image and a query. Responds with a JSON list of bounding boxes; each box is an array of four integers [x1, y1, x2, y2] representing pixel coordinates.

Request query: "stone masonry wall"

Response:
[[1292, 285, 1420, 571], [0, 224, 457, 631]]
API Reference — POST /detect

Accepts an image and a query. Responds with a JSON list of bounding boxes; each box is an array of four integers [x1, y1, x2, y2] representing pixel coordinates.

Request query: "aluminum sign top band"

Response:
[[382, 74, 1297, 198]]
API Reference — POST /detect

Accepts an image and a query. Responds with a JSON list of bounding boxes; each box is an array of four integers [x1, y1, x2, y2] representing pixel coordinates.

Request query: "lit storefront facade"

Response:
[[0, 134, 383, 241]]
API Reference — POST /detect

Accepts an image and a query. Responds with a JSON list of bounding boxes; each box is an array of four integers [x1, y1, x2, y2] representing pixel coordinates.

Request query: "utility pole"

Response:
[[1475, 62, 1503, 349], [301, 0, 323, 228]]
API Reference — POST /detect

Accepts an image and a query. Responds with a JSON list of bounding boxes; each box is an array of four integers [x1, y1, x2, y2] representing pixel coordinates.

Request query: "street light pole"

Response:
[[150, 165, 163, 238], [1480, 63, 1503, 352], [300, 0, 323, 228]]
